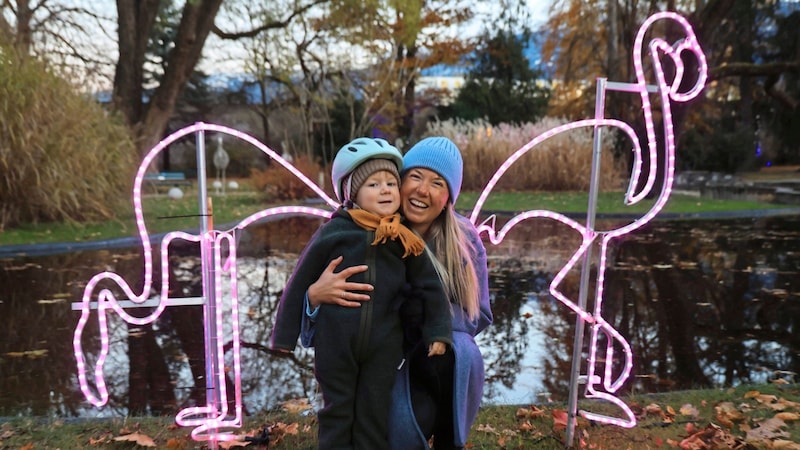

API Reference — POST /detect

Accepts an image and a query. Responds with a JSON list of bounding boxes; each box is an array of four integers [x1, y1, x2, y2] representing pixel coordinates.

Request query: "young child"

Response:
[[270, 137, 452, 449]]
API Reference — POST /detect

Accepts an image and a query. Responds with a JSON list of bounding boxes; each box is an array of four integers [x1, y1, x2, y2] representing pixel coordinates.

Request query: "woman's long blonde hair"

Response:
[[424, 204, 480, 320]]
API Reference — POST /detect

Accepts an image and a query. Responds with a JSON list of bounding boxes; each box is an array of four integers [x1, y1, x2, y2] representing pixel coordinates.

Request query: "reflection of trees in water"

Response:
[[3, 216, 798, 416], [0, 249, 148, 416], [535, 217, 800, 399], [480, 259, 533, 400], [0, 254, 87, 416]]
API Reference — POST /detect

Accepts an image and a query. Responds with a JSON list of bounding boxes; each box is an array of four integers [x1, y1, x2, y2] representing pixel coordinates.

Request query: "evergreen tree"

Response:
[[440, 30, 550, 125]]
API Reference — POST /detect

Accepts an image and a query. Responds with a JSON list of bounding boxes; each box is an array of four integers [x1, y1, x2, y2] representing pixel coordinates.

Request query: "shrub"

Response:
[[0, 47, 135, 230], [250, 155, 331, 202], [424, 117, 626, 192]]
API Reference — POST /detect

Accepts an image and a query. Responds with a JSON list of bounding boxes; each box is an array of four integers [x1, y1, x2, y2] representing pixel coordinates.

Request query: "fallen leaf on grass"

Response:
[[271, 422, 299, 436], [715, 401, 746, 428], [774, 412, 800, 422], [165, 437, 188, 449], [770, 439, 800, 449], [680, 404, 700, 417], [679, 422, 749, 449], [745, 417, 789, 443], [219, 437, 251, 448], [644, 403, 663, 415], [113, 431, 156, 447], [744, 390, 761, 399], [476, 423, 496, 434], [779, 398, 800, 409], [552, 409, 568, 431], [281, 398, 312, 414], [88, 432, 114, 445], [497, 434, 508, 446], [515, 405, 546, 419], [266, 422, 300, 446], [752, 394, 779, 405]]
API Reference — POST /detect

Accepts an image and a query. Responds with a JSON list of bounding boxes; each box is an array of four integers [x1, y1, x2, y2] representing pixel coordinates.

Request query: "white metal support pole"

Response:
[[196, 129, 219, 450], [565, 77, 608, 448]]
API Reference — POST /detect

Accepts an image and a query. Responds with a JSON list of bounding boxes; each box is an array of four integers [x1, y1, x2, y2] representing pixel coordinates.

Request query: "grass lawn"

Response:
[[1, 188, 796, 247], [0, 382, 797, 449]]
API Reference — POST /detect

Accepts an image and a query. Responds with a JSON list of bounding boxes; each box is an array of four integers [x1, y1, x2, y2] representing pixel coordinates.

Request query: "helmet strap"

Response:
[[344, 173, 354, 203]]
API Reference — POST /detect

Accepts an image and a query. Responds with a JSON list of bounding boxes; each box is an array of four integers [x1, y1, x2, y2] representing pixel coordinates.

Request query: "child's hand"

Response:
[[428, 341, 446, 356]]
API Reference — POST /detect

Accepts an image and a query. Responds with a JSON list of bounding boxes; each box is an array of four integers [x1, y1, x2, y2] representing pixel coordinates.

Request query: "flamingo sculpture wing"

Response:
[[72, 123, 338, 442], [469, 11, 707, 429]]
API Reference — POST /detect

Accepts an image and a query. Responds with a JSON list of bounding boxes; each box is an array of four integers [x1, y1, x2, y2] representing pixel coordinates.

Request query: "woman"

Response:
[[307, 136, 493, 449]]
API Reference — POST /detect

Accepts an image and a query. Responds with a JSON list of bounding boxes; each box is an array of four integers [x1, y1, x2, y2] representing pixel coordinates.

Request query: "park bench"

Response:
[[143, 171, 192, 192]]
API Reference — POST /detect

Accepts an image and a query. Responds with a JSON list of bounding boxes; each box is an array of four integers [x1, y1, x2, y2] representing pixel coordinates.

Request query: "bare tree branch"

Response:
[[709, 61, 800, 79], [212, 0, 329, 40]]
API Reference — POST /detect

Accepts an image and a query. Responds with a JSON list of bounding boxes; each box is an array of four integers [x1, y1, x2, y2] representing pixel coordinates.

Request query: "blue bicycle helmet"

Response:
[[331, 137, 403, 203]]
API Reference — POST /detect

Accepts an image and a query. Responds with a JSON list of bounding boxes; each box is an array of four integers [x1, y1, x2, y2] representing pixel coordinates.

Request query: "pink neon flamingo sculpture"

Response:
[[72, 123, 337, 442], [468, 12, 707, 428]]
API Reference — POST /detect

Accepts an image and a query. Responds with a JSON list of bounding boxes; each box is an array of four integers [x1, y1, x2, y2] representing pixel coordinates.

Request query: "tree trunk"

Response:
[[114, 0, 224, 158]]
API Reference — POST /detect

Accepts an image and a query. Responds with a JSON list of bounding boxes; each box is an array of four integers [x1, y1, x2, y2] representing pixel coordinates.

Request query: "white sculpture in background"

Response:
[[213, 135, 230, 195]]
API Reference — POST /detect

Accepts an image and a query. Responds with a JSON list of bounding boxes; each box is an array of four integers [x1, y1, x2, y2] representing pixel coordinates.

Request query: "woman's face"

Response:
[[400, 167, 450, 236]]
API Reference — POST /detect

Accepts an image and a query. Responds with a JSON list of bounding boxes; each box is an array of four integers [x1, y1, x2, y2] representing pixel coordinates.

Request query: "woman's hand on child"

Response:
[[307, 256, 374, 308], [428, 342, 446, 356]]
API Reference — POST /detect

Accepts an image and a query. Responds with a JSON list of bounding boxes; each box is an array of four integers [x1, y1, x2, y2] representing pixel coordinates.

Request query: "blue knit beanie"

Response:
[[402, 137, 463, 204]]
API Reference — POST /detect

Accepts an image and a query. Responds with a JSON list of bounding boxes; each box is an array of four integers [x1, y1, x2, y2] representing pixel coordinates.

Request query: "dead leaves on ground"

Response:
[[73, 410, 311, 449], [477, 405, 567, 447], [666, 389, 800, 449], [475, 388, 799, 449]]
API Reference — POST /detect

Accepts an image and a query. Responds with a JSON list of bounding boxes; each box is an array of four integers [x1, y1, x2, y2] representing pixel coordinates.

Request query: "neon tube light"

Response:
[[469, 11, 707, 428], [72, 10, 707, 442], [72, 123, 337, 442]]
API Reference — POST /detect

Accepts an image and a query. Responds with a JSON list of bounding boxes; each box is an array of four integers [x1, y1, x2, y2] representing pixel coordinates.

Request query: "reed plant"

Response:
[[425, 117, 627, 192], [0, 45, 135, 232]]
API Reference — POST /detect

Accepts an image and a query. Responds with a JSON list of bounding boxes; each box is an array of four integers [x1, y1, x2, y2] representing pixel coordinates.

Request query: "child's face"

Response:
[[354, 170, 400, 217]]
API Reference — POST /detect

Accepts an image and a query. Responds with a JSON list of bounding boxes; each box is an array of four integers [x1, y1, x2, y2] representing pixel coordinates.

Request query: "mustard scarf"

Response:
[[347, 209, 425, 258]]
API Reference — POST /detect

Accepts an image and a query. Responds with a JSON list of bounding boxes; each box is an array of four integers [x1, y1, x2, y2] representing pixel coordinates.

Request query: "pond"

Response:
[[1, 213, 798, 418]]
